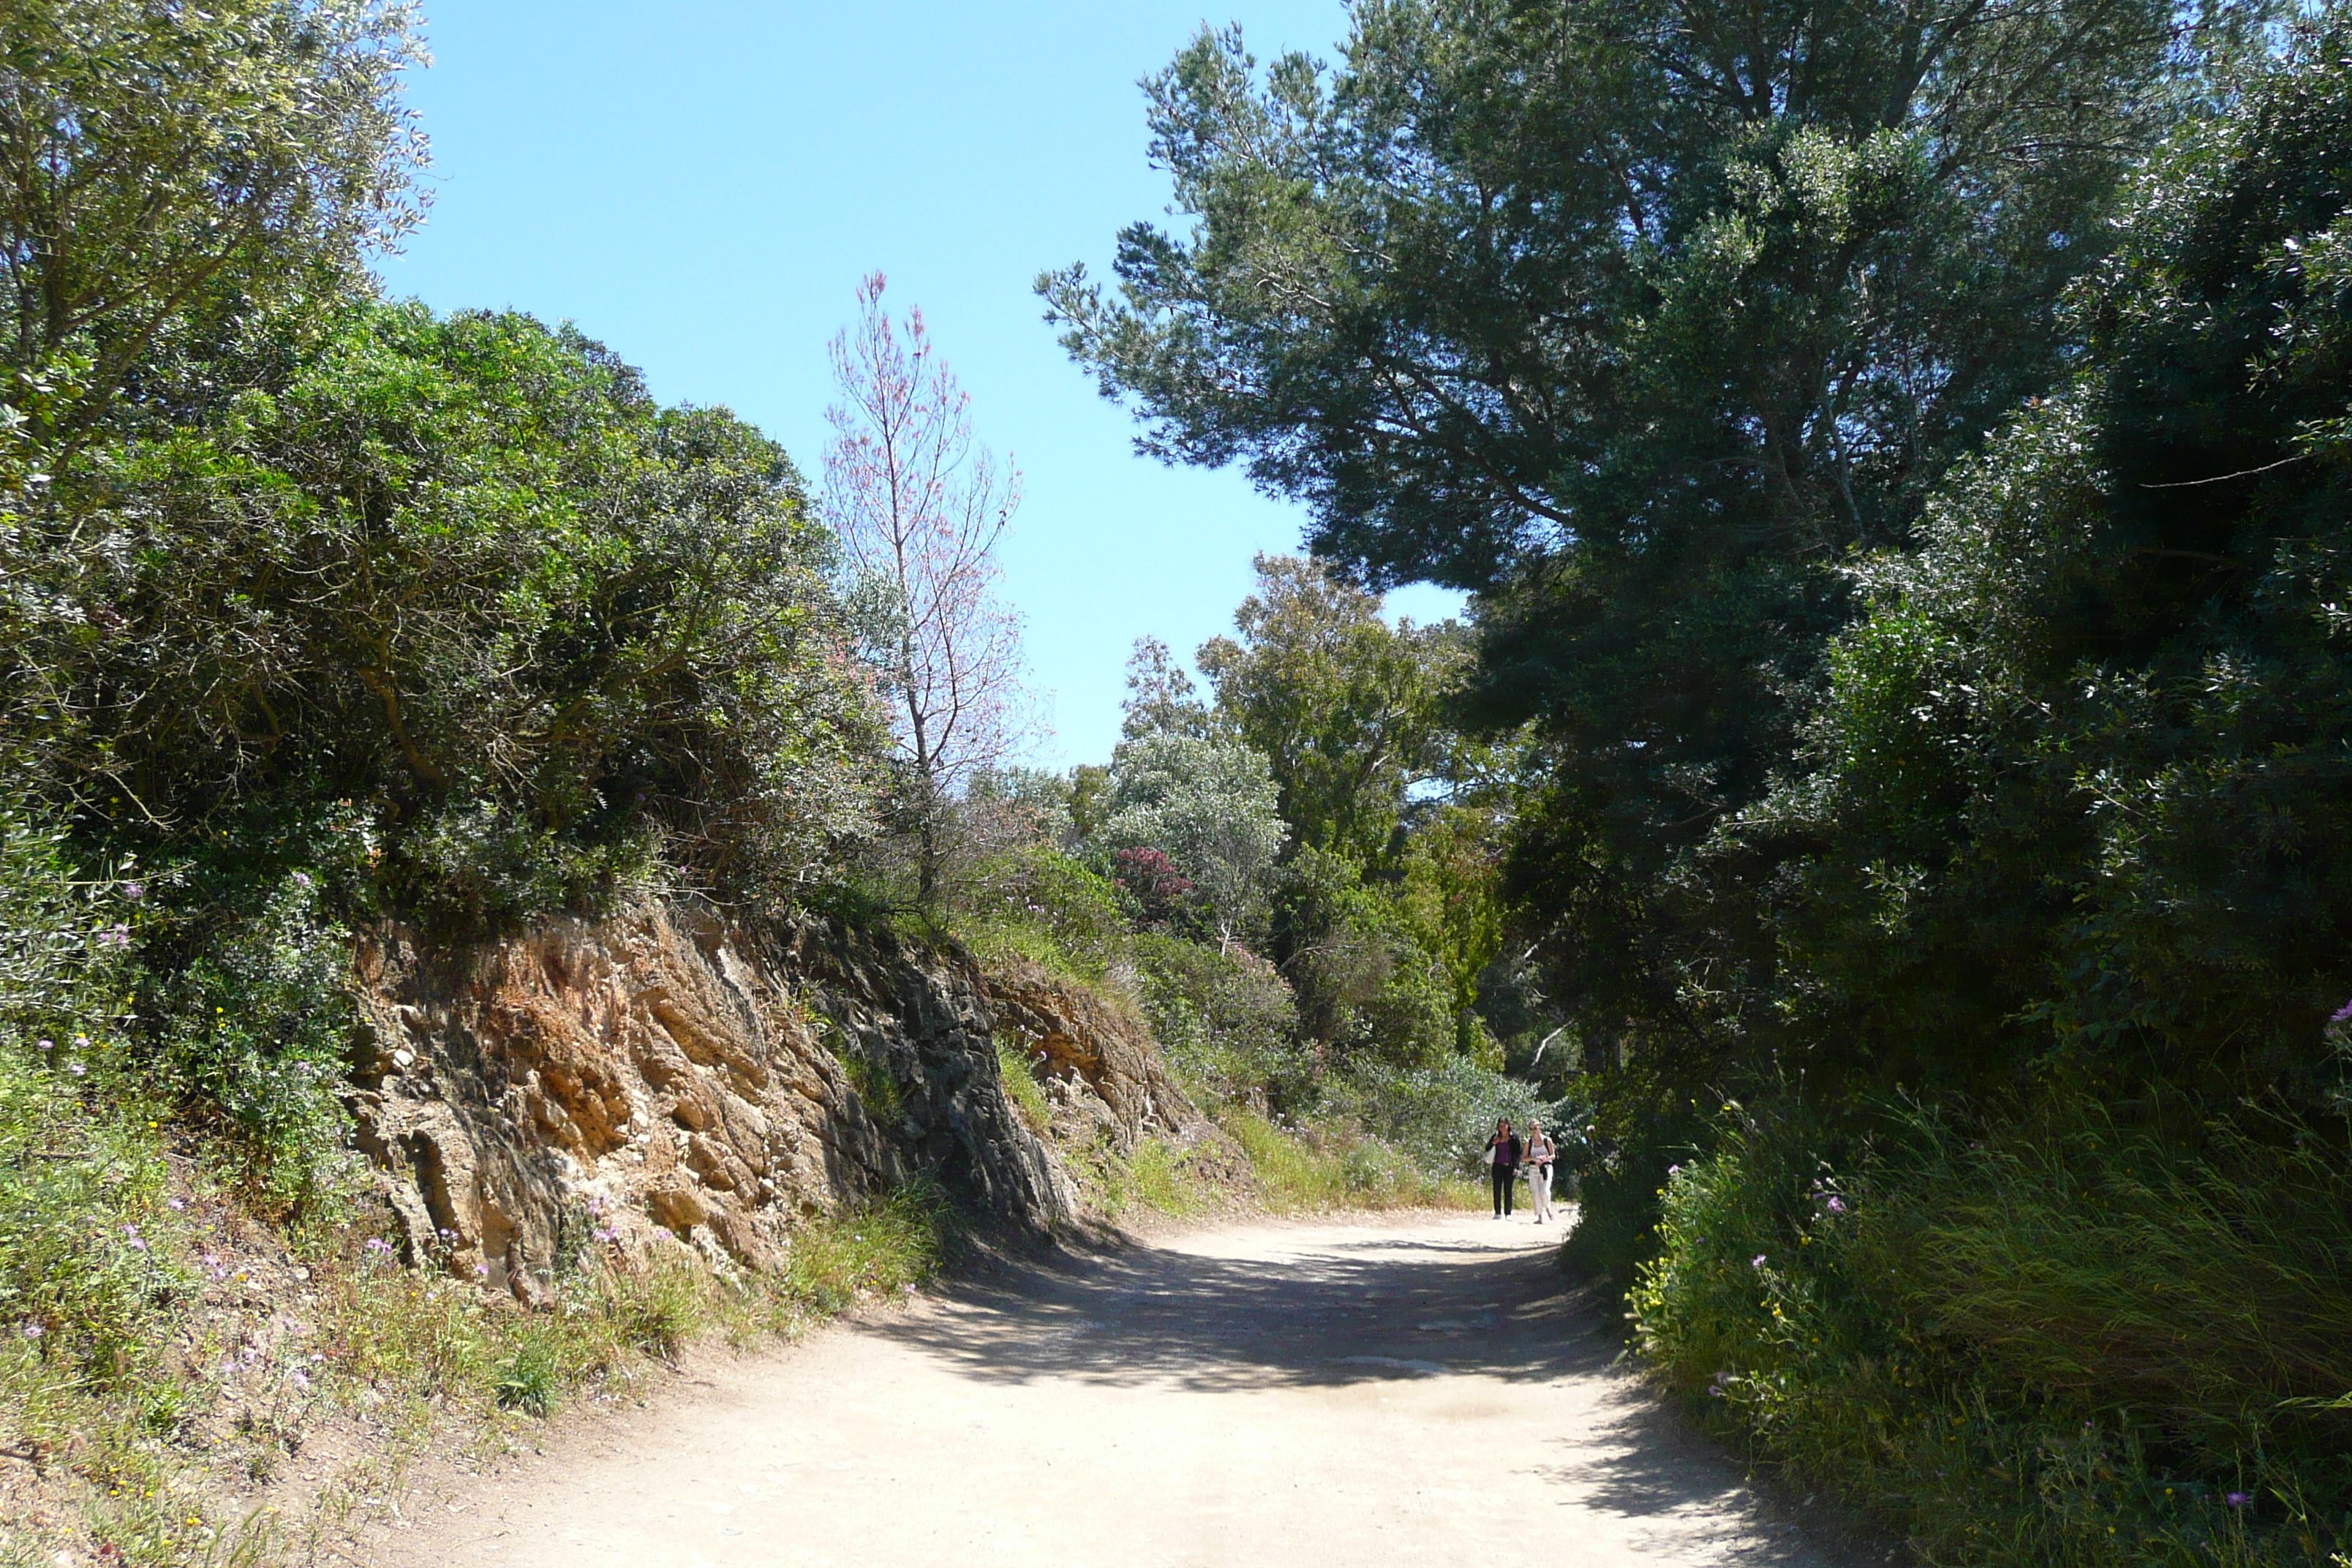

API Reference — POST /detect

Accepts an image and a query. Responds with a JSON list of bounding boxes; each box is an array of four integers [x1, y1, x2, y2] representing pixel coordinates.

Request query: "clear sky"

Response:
[[372, 0, 1465, 771]]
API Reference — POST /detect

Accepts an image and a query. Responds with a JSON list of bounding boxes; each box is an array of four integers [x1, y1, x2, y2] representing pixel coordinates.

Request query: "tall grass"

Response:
[[1224, 1109, 1479, 1213], [1628, 1097, 2352, 1568]]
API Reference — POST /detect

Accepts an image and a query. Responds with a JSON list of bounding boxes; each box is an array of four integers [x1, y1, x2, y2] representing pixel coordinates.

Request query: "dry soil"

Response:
[[368, 1211, 1857, 1568]]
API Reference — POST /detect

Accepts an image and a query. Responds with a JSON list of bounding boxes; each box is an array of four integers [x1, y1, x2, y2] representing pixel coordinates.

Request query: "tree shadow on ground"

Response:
[[862, 1219, 1851, 1563], [878, 1223, 1593, 1392]]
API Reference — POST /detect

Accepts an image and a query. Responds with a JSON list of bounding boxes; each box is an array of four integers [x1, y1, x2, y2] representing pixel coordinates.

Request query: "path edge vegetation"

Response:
[[1049, 4, 2352, 1567]]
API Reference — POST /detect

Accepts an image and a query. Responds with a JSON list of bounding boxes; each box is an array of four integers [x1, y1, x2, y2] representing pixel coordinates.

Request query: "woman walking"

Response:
[[1485, 1119, 1523, 1218], [1526, 1120, 1557, 1224]]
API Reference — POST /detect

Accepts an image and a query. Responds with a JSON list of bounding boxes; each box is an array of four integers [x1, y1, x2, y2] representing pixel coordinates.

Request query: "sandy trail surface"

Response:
[[372, 1212, 1849, 1568]]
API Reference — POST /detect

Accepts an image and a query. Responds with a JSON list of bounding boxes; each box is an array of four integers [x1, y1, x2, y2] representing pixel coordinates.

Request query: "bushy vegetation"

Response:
[[1058, 1, 2352, 1561], [1604, 34, 2352, 1561], [0, 7, 969, 1560], [933, 555, 1570, 1206], [0, 800, 173, 1383], [1632, 1098, 2352, 1568]]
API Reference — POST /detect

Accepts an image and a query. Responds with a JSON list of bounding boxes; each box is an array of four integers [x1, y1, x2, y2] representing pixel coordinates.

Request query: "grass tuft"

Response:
[[996, 1039, 1051, 1134]]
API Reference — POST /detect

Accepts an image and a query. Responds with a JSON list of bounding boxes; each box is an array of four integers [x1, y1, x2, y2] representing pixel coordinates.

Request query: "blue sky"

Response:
[[374, 0, 1465, 770]]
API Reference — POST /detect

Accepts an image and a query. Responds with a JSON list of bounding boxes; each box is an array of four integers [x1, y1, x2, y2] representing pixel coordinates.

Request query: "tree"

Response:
[[1268, 844, 1459, 1071], [1044, 0, 2194, 1071], [1099, 731, 1287, 951], [1047, 0, 2181, 588], [824, 272, 1031, 905], [1748, 13, 2352, 1101], [1120, 636, 1213, 740], [1392, 802, 1509, 1043], [0, 0, 428, 442], [1198, 554, 1467, 875]]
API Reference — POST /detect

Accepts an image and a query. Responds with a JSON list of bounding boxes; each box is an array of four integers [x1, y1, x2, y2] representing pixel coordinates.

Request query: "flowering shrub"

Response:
[[1109, 845, 1196, 930]]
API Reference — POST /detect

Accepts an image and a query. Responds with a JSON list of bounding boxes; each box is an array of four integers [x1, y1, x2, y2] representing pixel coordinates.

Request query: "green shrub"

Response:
[[1631, 1098, 2352, 1568], [1557, 1066, 1710, 1297], [494, 1334, 561, 1417], [1320, 1055, 1578, 1175], [1270, 847, 1455, 1072], [1130, 932, 1312, 1109], [381, 800, 657, 940], [996, 1039, 1050, 1134], [151, 870, 357, 1217], [953, 845, 1130, 980], [0, 802, 183, 1383], [42, 304, 885, 928]]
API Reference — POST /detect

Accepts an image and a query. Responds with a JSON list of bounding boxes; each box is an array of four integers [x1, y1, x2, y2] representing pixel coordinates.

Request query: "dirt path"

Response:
[[373, 1212, 1851, 1568]]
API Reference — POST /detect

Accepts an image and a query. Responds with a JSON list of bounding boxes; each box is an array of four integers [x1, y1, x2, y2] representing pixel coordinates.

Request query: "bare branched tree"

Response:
[[823, 271, 1033, 905]]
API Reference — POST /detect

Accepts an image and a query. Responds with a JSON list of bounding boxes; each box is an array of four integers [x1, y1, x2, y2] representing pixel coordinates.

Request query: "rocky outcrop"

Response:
[[346, 902, 1094, 1302], [983, 955, 1243, 1183]]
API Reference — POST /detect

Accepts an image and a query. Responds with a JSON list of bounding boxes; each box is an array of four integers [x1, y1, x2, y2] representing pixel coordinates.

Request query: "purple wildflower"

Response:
[[1708, 1370, 1732, 1398], [291, 872, 312, 891], [473, 1264, 490, 1279], [2226, 1492, 2251, 1509], [290, 1368, 311, 1391], [2333, 999, 2352, 1025], [36, 1039, 52, 1051], [68, 1063, 85, 1077], [123, 1225, 146, 1251], [20, 1322, 42, 1341], [167, 1197, 186, 1211], [1752, 1254, 1768, 1270], [123, 881, 144, 902], [1825, 1195, 1847, 1214]]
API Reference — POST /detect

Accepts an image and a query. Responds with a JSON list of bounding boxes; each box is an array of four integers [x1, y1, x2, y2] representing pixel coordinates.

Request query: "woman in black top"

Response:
[[1485, 1120, 1523, 1218]]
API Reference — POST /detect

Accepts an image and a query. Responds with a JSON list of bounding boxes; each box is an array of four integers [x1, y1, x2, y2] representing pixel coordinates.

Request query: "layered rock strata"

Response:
[[345, 902, 1127, 1301]]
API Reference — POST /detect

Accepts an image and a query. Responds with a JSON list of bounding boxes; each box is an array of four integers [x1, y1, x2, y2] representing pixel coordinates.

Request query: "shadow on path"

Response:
[[874, 1224, 1595, 1392], [859, 1218, 1846, 1561]]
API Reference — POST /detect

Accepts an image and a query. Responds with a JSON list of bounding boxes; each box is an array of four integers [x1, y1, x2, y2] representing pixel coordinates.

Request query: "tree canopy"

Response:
[[1047, 0, 2246, 1098], [1752, 15, 2352, 1099], [1199, 554, 1466, 873]]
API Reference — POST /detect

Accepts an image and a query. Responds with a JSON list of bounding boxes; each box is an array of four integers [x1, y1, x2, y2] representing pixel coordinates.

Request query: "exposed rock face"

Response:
[[983, 955, 1240, 1180], [347, 901, 1101, 1301]]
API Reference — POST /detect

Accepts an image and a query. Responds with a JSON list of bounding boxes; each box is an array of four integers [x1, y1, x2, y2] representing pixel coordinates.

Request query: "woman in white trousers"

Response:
[[1526, 1121, 1558, 1224]]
